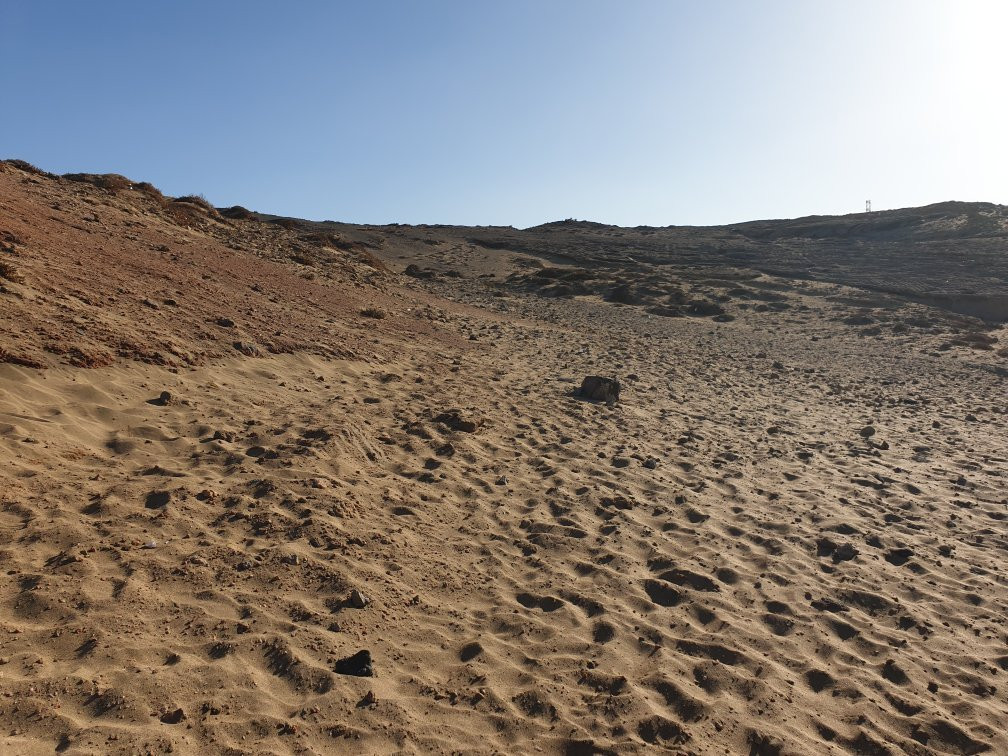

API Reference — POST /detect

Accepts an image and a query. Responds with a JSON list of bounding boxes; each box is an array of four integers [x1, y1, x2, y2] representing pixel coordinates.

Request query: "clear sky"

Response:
[[3, 1, 1006, 227]]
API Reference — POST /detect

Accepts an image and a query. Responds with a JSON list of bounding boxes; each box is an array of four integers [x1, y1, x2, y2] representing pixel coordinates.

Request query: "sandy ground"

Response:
[[1, 162, 1007, 754]]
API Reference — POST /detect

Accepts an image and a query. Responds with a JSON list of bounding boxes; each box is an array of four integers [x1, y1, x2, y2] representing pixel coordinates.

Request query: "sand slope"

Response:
[[1, 161, 1006, 754]]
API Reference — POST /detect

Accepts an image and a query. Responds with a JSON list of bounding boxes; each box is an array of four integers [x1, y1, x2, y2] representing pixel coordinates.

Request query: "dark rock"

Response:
[[577, 376, 620, 403], [333, 649, 373, 677], [233, 340, 261, 357], [348, 589, 369, 609], [646, 305, 683, 317], [145, 490, 171, 509], [216, 317, 235, 328], [686, 300, 724, 317], [605, 283, 649, 305], [149, 390, 174, 406], [859, 425, 876, 438], [160, 708, 186, 724], [403, 264, 435, 279], [637, 715, 690, 746], [832, 542, 859, 563], [435, 410, 477, 432], [885, 548, 914, 566]]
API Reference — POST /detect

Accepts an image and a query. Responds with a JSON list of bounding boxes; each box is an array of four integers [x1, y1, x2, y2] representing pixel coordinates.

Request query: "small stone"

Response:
[[157, 391, 173, 405], [349, 589, 369, 609], [495, 476, 508, 486], [642, 457, 658, 469], [859, 426, 876, 438]]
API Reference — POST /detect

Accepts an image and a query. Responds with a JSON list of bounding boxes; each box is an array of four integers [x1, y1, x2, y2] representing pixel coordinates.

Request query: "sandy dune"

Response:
[[1, 161, 1006, 754]]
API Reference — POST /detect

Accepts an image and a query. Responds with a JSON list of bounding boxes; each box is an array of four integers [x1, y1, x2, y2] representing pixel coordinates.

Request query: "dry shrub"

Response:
[[174, 194, 219, 218], [4, 159, 54, 177], [300, 233, 382, 257], [356, 249, 390, 273], [164, 201, 205, 227], [63, 173, 133, 193], [134, 181, 166, 203], [220, 205, 255, 220], [175, 194, 213, 210], [98, 174, 132, 192], [360, 307, 386, 319], [300, 231, 343, 247], [953, 331, 998, 350]]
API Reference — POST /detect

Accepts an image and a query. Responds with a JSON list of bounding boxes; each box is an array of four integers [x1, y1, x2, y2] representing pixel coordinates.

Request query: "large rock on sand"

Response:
[[577, 376, 620, 403]]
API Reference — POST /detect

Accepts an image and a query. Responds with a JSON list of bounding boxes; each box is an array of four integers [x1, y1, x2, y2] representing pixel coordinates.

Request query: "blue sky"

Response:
[[3, 1, 1005, 226]]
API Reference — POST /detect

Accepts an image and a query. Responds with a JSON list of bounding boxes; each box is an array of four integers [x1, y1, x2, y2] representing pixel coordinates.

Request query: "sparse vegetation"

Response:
[[360, 307, 386, 319], [164, 201, 207, 227], [174, 194, 214, 211], [5, 159, 53, 177], [134, 181, 166, 202], [63, 173, 133, 193], [220, 205, 255, 220], [356, 249, 390, 273]]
